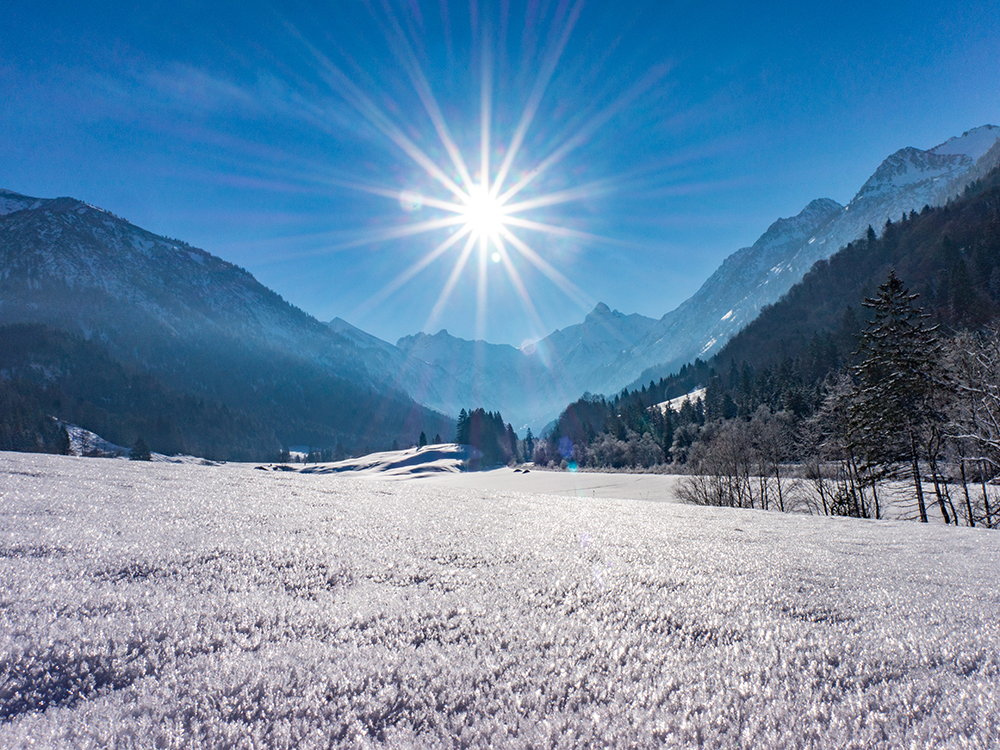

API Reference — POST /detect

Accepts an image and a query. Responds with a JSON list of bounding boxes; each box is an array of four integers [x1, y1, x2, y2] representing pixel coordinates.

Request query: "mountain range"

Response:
[[575, 124, 1000, 392], [2, 124, 997, 448], [366, 124, 1000, 428], [0, 190, 452, 458]]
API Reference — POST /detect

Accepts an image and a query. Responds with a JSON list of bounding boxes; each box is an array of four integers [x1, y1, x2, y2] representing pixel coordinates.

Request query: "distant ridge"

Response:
[[380, 124, 1000, 429], [0, 190, 452, 458]]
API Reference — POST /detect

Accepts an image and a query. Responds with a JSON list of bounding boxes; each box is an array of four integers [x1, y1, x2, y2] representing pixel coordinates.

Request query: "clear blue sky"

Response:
[[2, 0, 998, 346]]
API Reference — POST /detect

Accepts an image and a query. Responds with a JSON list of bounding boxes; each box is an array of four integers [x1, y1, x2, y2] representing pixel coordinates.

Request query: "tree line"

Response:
[[679, 272, 1000, 527], [0, 323, 453, 462], [455, 408, 528, 469]]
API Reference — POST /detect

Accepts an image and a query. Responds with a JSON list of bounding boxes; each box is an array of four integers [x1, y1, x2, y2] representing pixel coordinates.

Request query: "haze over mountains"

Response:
[[2, 124, 998, 448], [0, 190, 452, 458], [373, 124, 1000, 428]]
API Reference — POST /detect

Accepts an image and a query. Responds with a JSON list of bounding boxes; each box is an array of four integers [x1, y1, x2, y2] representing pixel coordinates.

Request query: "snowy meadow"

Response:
[[1, 452, 999, 748]]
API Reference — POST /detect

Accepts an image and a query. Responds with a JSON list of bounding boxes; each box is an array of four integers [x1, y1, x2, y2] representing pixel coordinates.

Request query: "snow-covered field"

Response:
[[2, 452, 999, 748]]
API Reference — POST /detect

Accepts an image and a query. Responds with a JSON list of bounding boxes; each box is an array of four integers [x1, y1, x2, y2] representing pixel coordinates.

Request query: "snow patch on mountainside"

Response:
[[654, 388, 706, 414]]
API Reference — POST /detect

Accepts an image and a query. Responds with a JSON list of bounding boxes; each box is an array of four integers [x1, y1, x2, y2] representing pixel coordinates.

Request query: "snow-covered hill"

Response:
[[260, 442, 478, 477], [2, 451, 997, 747]]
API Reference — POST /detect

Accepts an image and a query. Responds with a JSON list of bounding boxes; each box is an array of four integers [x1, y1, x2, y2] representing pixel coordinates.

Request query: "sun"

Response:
[[302, 4, 628, 339], [460, 184, 507, 239]]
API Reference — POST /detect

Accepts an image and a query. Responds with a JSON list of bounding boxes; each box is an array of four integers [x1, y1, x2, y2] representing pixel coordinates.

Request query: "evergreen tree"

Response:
[[849, 271, 946, 522], [129, 436, 152, 461], [418, 431, 427, 448], [456, 409, 470, 445], [57, 425, 71, 455]]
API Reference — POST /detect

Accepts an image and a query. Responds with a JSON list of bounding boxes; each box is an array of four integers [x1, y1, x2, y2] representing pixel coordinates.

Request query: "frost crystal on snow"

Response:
[[0, 452, 998, 748]]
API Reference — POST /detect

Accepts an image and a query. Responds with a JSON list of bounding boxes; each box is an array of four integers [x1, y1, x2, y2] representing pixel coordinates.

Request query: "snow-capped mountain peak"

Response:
[[852, 147, 971, 201], [0, 188, 44, 216], [930, 124, 1000, 160], [586, 301, 613, 320], [751, 197, 844, 255]]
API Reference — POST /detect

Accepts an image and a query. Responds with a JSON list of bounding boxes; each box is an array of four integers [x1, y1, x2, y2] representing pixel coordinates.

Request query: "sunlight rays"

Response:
[[489, 0, 586, 200], [351, 225, 473, 320], [283, 2, 667, 346], [426, 232, 478, 331]]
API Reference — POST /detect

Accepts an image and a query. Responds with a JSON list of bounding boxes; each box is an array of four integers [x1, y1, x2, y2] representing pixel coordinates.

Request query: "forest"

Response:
[[0, 323, 451, 462], [533, 165, 1000, 526]]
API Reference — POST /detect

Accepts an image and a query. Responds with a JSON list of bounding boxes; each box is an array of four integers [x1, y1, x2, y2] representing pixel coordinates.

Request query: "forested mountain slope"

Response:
[[0, 190, 452, 459], [539, 163, 1000, 489], [606, 125, 1000, 392]]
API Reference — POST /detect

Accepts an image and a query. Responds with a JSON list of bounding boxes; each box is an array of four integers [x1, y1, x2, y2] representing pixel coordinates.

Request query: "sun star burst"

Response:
[[303, 2, 631, 344], [459, 184, 508, 239]]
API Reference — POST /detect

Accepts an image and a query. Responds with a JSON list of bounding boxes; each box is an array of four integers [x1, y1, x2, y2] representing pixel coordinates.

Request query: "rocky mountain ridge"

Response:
[[601, 124, 1000, 390]]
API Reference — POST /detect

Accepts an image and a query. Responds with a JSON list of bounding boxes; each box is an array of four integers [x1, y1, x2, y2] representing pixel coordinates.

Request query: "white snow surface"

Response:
[[62, 423, 127, 458], [263, 444, 478, 477], [2, 451, 999, 748], [263, 447, 688, 501], [654, 388, 707, 415]]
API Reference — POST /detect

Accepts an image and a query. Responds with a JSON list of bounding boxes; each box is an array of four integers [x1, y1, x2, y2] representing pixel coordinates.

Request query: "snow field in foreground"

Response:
[[1, 452, 999, 748]]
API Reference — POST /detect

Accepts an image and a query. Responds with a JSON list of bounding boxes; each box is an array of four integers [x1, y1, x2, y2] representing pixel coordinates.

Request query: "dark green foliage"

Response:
[[456, 407, 518, 468], [0, 324, 278, 460], [0, 377, 69, 453], [675, 167, 1000, 422], [418, 431, 428, 448], [537, 382, 705, 469], [849, 272, 947, 522], [0, 324, 453, 461], [129, 437, 152, 461], [0, 198, 455, 460]]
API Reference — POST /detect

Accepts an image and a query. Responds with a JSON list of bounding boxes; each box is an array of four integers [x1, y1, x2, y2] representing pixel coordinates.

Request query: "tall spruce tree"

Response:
[[849, 271, 946, 522], [456, 409, 470, 445]]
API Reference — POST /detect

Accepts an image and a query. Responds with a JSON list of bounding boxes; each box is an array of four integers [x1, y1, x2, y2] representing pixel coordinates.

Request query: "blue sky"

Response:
[[2, 0, 998, 346]]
